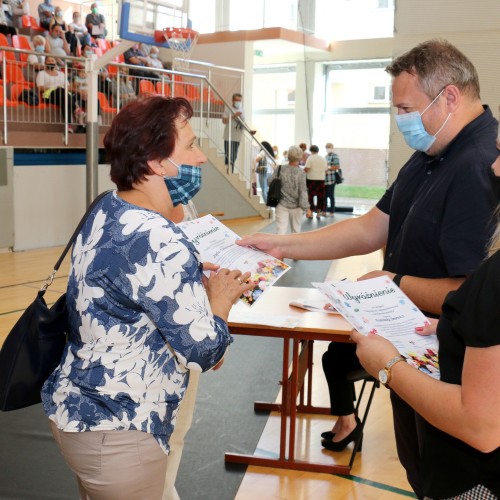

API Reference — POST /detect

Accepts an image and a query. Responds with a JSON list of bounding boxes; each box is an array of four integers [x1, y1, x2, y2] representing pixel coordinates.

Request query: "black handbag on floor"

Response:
[[0, 191, 111, 411], [266, 165, 282, 207]]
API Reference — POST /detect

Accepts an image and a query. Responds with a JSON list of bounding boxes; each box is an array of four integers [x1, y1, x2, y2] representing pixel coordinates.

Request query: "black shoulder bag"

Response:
[[266, 165, 282, 208], [0, 190, 111, 411]]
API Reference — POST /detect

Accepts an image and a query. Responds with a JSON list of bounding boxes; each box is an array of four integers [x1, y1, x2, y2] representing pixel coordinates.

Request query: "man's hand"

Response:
[[236, 234, 284, 259]]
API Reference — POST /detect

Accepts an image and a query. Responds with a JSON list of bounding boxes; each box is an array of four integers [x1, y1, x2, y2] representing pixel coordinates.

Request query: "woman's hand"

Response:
[[350, 330, 399, 379], [205, 269, 254, 321], [415, 317, 438, 336]]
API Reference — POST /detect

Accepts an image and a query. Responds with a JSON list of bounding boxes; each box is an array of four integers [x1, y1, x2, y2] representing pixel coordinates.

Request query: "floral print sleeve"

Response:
[[41, 192, 232, 454]]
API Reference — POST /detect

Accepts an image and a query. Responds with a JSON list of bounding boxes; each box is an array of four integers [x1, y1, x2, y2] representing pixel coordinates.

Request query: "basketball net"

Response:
[[154, 28, 199, 71]]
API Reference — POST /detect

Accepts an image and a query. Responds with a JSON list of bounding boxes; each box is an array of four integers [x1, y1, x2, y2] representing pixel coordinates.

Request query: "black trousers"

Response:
[[322, 342, 361, 416], [325, 182, 336, 212], [391, 391, 424, 499], [224, 140, 240, 173], [43, 88, 81, 121]]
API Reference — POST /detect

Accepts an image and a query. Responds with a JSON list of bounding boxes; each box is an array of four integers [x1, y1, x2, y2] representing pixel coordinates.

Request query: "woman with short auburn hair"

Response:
[[42, 96, 254, 499]]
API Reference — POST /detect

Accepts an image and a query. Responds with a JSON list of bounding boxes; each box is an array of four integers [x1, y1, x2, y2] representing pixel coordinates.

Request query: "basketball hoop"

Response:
[[154, 27, 199, 71]]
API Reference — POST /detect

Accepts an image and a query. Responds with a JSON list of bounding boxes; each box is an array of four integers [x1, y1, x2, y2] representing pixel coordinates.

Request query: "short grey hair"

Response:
[[32, 35, 45, 45], [287, 145, 303, 163], [386, 39, 480, 100]]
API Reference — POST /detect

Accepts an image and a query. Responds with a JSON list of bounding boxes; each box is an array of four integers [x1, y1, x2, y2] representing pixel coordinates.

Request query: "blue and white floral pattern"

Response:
[[42, 192, 232, 454]]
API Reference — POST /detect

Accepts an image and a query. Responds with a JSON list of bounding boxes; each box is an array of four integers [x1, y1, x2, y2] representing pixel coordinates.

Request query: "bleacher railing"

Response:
[[0, 45, 270, 202]]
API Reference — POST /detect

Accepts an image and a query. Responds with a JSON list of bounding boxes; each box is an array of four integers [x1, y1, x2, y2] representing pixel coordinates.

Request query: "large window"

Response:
[[252, 65, 296, 156], [322, 59, 392, 189]]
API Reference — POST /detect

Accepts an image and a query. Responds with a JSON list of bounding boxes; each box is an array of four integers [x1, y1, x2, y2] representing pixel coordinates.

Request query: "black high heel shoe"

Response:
[[321, 430, 335, 440], [321, 418, 362, 452]]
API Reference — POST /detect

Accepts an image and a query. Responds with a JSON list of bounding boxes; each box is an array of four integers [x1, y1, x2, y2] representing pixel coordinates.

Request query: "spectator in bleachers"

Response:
[[37, 0, 54, 31], [111, 66, 136, 108], [36, 55, 86, 132], [49, 6, 77, 56], [0, 0, 16, 36], [69, 10, 91, 50], [11, 0, 28, 29], [85, 2, 106, 39], [24, 33, 49, 82], [47, 23, 70, 64], [82, 42, 111, 97], [145, 45, 165, 73], [124, 43, 159, 92]]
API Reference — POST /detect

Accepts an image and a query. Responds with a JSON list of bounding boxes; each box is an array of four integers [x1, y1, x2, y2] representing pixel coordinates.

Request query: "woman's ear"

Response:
[[147, 159, 166, 176]]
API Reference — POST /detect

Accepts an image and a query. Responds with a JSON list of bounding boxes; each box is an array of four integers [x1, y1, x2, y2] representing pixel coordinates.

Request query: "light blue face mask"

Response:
[[394, 88, 451, 152], [164, 159, 202, 206]]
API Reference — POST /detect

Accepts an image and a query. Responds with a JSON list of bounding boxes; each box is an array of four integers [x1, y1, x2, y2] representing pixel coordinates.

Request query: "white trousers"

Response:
[[275, 205, 304, 234]]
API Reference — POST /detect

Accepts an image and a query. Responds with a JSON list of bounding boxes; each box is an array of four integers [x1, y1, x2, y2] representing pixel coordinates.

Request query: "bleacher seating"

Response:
[[21, 15, 45, 36], [139, 79, 156, 96], [12, 35, 33, 63]]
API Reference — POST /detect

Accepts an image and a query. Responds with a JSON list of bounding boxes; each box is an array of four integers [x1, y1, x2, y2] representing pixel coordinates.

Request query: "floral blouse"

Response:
[[41, 192, 232, 454]]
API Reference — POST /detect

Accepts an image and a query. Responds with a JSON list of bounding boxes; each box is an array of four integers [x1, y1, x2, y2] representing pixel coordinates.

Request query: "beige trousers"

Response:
[[275, 205, 304, 234], [50, 420, 167, 500], [162, 371, 200, 500]]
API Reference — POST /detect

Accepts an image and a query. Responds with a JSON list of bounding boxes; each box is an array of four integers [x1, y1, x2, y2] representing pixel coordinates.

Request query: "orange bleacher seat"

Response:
[[156, 81, 171, 97], [97, 92, 117, 113], [22, 15, 45, 35], [139, 79, 156, 96], [4, 64, 33, 86], [96, 38, 111, 52], [12, 35, 32, 63], [0, 84, 20, 107], [0, 33, 10, 47], [0, 34, 18, 64]]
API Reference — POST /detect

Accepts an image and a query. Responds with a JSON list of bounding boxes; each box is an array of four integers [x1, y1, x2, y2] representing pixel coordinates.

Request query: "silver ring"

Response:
[[237, 278, 243, 284]]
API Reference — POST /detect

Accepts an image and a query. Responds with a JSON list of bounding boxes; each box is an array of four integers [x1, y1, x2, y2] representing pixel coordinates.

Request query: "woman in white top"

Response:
[[36, 56, 86, 131]]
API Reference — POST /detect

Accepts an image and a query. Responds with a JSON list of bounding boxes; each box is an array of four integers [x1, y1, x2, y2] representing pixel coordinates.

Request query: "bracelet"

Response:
[[393, 274, 403, 288]]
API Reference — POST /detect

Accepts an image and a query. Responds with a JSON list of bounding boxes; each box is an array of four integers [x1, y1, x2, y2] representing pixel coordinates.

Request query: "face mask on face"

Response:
[[92, 8, 98, 14], [45, 63, 56, 71], [35, 45, 45, 53], [55, 11, 62, 17], [233, 101, 242, 110], [394, 88, 451, 152], [84, 50, 93, 57], [150, 53, 158, 59], [164, 160, 202, 206], [326, 147, 333, 154]]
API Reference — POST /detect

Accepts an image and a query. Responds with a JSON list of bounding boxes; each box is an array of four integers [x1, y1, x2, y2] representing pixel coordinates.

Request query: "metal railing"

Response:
[[0, 45, 270, 201]]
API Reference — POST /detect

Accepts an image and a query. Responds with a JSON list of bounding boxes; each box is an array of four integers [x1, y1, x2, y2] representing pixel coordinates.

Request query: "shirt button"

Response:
[[389, 252, 393, 257], [427, 170, 431, 175]]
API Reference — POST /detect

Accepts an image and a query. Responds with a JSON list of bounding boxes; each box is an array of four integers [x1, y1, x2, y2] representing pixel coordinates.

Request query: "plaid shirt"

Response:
[[325, 152, 340, 185]]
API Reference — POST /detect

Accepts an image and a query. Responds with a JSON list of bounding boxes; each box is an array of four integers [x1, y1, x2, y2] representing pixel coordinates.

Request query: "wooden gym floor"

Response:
[[0, 216, 415, 499]]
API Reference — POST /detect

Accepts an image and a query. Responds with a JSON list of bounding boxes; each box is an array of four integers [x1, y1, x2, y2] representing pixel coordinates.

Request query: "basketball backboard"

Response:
[[118, 0, 190, 48]]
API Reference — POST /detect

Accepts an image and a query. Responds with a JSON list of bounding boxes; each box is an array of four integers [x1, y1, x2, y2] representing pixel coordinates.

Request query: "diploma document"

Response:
[[313, 276, 440, 378], [177, 215, 290, 305]]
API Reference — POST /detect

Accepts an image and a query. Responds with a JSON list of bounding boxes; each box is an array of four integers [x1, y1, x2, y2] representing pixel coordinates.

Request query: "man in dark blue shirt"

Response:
[[238, 39, 498, 499]]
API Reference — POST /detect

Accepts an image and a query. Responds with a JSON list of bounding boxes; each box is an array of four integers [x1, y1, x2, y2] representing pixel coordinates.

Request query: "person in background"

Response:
[[69, 10, 91, 49], [85, 2, 106, 39], [49, 6, 77, 56], [123, 42, 159, 91], [36, 55, 86, 132], [46, 23, 70, 64], [352, 206, 500, 499], [254, 140, 275, 204], [237, 39, 499, 498], [304, 145, 327, 219], [24, 33, 49, 83], [281, 149, 288, 165], [324, 142, 341, 217], [37, 0, 54, 31], [11, 0, 29, 30], [0, 0, 16, 36], [111, 65, 136, 108], [82, 43, 111, 97], [270, 144, 310, 234], [298, 142, 309, 167], [222, 92, 245, 173], [272, 145, 280, 163], [41, 96, 254, 499]]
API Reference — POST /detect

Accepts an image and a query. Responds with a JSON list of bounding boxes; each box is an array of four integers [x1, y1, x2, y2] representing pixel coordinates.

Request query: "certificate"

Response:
[[313, 277, 440, 378], [177, 215, 290, 305]]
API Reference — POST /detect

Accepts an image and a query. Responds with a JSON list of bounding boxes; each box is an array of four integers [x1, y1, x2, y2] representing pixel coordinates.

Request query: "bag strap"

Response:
[[40, 190, 112, 291], [276, 165, 282, 178]]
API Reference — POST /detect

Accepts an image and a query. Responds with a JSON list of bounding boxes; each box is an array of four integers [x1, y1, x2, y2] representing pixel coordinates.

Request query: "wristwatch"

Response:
[[378, 355, 406, 387]]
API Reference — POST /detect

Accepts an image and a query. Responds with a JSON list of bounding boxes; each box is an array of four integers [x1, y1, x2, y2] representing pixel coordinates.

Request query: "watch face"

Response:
[[378, 369, 388, 384]]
